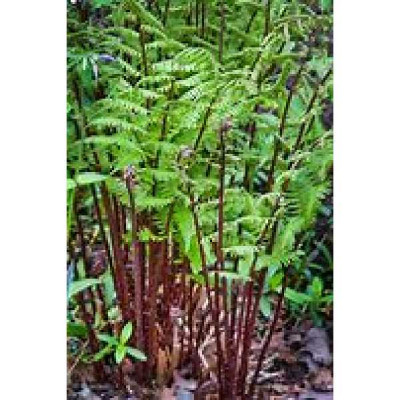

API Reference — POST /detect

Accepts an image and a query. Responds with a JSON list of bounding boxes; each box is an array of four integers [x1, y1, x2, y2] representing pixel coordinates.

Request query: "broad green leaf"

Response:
[[67, 179, 76, 190], [285, 288, 311, 305], [115, 344, 127, 364], [107, 307, 120, 321], [174, 205, 194, 254], [76, 259, 86, 279], [67, 322, 88, 338], [187, 236, 202, 274], [98, 333, 118, 346], [203, 239, 216, 266], [101, 270, 115, 308], [126, 346, 147, 361], [187, 234, 215, 275], [138, 227, 153, 242], [238, 252, 254, 278], [68, 278, 100, 300], [120, 322, 133, 344], [79, 60, 94, 94], [75, 172, 108, 186], [320, 0, 333, 12], [93, 0, 113, 8], [321, 294, 333, 304], [311, 277, 323, 297], [268, 271, 283, 291], [94, 345, 113, 361]]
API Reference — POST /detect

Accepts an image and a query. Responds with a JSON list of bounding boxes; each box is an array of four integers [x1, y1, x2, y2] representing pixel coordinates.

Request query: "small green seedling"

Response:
[[285, 277, 333, 326], [94, 322, 147, 364]]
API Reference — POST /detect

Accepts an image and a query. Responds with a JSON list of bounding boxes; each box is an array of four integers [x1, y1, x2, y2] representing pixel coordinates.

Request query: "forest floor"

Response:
[[67, 309, 333, 400]]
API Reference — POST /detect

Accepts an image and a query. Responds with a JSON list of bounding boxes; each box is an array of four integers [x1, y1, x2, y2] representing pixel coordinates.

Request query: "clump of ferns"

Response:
[[67, 0, 333, 397]]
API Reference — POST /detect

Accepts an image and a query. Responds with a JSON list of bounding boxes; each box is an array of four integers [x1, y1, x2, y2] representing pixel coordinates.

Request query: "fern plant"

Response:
[[67, 0, 333, 397]]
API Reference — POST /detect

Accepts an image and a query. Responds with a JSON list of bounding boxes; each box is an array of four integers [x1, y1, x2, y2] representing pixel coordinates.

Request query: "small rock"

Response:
[[300, 328, 332, 366]]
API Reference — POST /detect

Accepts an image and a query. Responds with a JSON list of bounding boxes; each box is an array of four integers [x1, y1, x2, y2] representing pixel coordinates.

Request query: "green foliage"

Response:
[[94, 322, 147, 364], [285, 276, 333, 326], [173, 203, 194, 254], [67, 278, 101, 300], [67, 0, 333, 340], [260, 296, 272, 318], [67, 322, 88, 339]]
